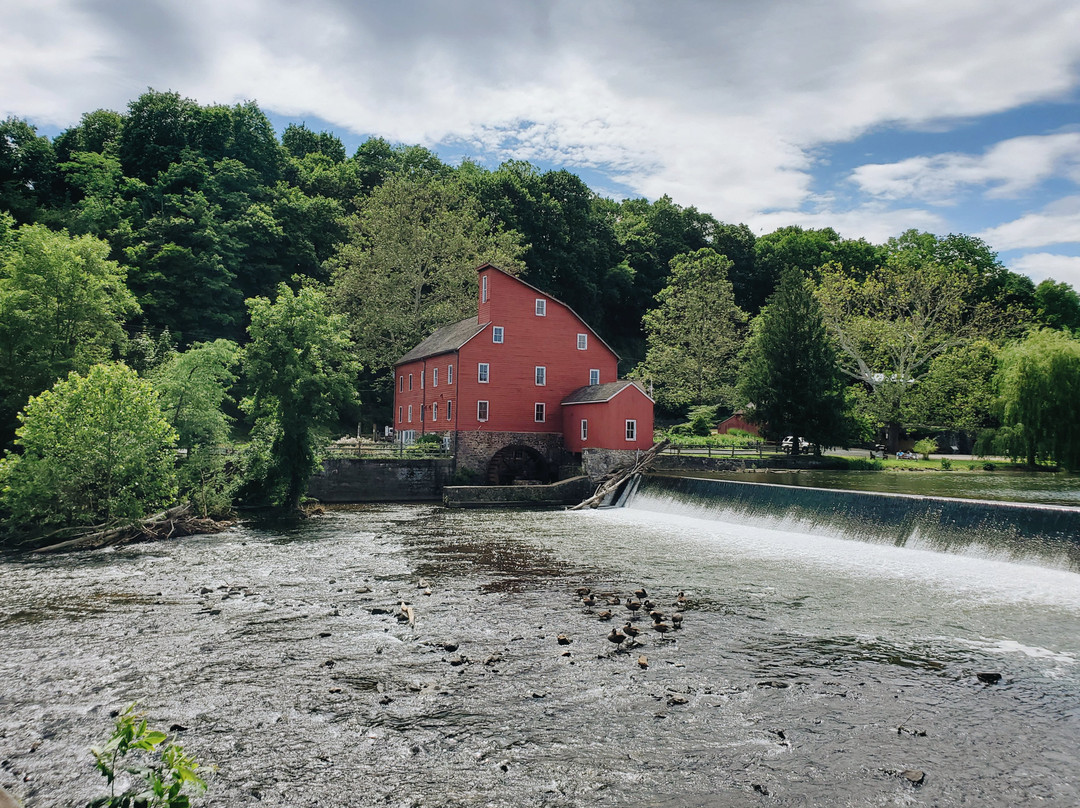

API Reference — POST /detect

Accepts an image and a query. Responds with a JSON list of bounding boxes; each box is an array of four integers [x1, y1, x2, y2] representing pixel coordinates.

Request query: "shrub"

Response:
[[940, 458, 952, 470], [913, 438, 939, 459]]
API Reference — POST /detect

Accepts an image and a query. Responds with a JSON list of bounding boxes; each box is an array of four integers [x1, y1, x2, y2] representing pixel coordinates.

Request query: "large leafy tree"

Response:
[[738, 268, 849, 451], [0, 220, 139, 444], [0, 363, 178, 535], [993, 329, 1080, 470], [243, 282, 360, 512], [632, 248, 747, 410], [816, 238, 995, 451], [329, 174, 525, 412], [1033, 279, 1080, 332]]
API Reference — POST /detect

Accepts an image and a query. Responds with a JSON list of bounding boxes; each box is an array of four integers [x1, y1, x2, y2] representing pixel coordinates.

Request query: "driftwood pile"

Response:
[[31, 503, 234, 554], [570, 438, 670, 510]]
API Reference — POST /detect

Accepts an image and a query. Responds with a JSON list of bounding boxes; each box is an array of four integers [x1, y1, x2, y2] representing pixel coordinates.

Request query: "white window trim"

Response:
[[399, 375, 403, 392], [581, 419, 588, 441], [493, 326, 504, 344], [589, 368, 600, 385], [420, 370, 424, 389], [448, 364, 453, 385], [481, 274, 488, 303], [398, 406, 402, 424], [535, 366, 546, 386], [408, 404, 413, 423], [625, 419, 637, 441], [432, 402, 438, 421], [433, 367, 438, 387], [535, 298, 546, 316], [577, 333, 587, 350], [478, 363, 489, 383], [447, 400, 453, 420], [477, 400, 489, 421], [534, 402, 545, 423], [408, 373, 413, 391]]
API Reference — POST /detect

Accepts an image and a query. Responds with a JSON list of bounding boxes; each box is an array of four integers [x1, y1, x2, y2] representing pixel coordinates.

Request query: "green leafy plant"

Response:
[[87, 705, 206, 808], [912, 438, 938, 459], [940, 457, 952, 470]]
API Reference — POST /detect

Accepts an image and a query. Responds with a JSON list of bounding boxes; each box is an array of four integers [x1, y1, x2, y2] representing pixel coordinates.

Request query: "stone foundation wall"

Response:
[[443, 476, 592, 508], [581, 447, 645, 480], [308, 457, 453, 502], [453, 430, 572, 479]]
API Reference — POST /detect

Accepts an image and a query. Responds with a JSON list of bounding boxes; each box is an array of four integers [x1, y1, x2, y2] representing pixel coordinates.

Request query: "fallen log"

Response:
[[569, 438, 670, 510], [31, 503, 234, 554]]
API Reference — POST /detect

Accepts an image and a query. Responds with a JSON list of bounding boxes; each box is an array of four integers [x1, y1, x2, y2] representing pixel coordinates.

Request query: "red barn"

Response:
[[393, 264, 654, 483]]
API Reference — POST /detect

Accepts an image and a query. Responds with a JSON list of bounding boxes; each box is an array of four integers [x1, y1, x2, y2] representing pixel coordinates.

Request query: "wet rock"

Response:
[[370, 607, 392, 615], [169, 724, 189, 733], [448, 656, 468, 666], [484, 653, 504, 666], [897, 725, 927, 737], [379, 695, 393, 705], [530, 691, 546, 698], [355, 586, 372, 594], [556, 634, 571, 645], [318, 632, 331, 638], [667, 695, 689, 706], [561, 650, 572, 657], [752, 783, 769, 796], [757, 680, 789, 689], [638, 655, 649, 669], [977, 672, 1002, 684], [443, 642, 459, 652], [329, 687, 342, 694], [320, 659, 336, 668], [902, 769, 926, 786], [199, 587, 212, 595]]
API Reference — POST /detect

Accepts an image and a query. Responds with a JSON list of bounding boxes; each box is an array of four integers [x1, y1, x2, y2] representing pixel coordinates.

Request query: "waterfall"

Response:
[[625, 474, 1080, 572]]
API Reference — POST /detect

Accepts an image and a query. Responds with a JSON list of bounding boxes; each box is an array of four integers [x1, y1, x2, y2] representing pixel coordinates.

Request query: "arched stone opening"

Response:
[[486, 444, 550, 485]]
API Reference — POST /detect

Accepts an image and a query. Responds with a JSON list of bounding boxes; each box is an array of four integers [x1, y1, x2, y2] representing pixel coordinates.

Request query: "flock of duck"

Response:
[[572, 586, 688, 661]]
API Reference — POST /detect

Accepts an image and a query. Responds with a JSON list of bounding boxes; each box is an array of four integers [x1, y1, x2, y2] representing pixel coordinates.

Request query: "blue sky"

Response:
[[4, 0, 1080, 286]]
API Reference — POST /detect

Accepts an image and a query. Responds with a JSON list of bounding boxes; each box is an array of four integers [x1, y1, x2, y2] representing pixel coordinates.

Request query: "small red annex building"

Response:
[[393, 264, 654, 482]]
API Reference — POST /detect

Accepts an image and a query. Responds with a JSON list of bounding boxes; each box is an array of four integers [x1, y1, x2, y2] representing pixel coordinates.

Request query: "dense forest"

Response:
[[2, 89, 1079, 540]]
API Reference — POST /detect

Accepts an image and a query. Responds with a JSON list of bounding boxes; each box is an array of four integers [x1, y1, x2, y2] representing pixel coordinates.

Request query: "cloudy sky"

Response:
[[4, 0, 1080, 285]]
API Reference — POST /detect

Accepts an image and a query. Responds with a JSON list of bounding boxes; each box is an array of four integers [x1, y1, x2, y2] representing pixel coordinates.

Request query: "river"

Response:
[[1, 490, 1078, 806]]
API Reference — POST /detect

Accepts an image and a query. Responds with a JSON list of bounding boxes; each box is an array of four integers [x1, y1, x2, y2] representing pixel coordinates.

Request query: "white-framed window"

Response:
[[420, 405, 424, 422], [408, 373, 413, 391], [534, 402, 545, 422], [399, 375, 403, 392], [420, 370, 424, 389], [589, 368, 600, 385], [581, 419, 588, 441], [398, 405, 402, 423], [535, 366, 546, 385], [481, 274, 488, 303], [477, 400, 489, 421], [446, 400, 452, 420], [432, 402, 438, 421], [577, 333, 587, 350], [448, 364, 453, 385], [493, 326, 504, 343], [478, 363, 489, 383], [625, 419, 637, 441], [408, 404, 413, 423], [535, 299, 546, 316], [433, 367, 438, 386]]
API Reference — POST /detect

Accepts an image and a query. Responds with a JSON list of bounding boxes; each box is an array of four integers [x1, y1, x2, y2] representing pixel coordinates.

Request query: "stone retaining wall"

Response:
[[308, 457, 453, 502], [443, 476, 592, 508], [453, 430, 572, 479]]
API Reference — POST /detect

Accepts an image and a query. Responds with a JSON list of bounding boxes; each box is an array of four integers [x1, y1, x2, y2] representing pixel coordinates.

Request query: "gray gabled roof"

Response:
[[395, 317, 488, 365], [560, 380, 653, 405]]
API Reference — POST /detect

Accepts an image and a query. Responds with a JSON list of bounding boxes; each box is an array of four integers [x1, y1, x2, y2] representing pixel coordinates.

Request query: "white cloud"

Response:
[[978, 197, 1080, 250], [851, 132, 1080, 204], [3, 0, 1080, 225], [747, 206, 946, 244], [1007, 253, 1080, 286]]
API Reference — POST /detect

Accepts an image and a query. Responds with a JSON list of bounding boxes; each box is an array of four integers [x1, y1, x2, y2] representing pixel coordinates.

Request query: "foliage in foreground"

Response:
[[88, 705, 206, 808], [0, 363, 177, 534]]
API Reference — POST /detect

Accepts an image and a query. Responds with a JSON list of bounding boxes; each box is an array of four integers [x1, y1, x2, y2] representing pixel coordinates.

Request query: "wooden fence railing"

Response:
[[323, 442, 451, 460], [659, 441, 779, 458]]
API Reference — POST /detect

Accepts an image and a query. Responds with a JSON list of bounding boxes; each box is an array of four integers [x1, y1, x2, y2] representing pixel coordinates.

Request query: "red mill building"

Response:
[[393, 264, 654, 483]]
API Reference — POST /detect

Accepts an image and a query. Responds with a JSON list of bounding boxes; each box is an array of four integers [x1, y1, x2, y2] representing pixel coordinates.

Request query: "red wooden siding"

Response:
[[394, 353, 460, 435], [563, 385, 655, 452]]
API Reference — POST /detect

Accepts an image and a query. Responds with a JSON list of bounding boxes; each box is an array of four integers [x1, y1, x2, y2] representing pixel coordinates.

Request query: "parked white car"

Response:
[[781, 436, 810, 452]]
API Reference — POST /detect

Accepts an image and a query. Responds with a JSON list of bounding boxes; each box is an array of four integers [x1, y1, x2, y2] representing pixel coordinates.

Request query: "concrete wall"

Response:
[[308, 457, 453, 503], [444, 476, 592, 508]]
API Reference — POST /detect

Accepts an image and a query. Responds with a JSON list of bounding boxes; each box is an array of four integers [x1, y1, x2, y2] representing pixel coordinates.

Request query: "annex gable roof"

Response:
[[560, 380, 654, 405], [395, 317, 488, 365]]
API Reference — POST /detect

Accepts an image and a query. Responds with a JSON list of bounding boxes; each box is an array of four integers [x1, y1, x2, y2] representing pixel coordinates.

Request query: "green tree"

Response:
[[993, 329, 1080, 469], [0, 363, 178, 534], [242, 282, 360, 511], [632, 248, 747, 410], [1033, 278, 1080, 332], [0, 221, 139, 443], [816, 242, 994, 451], [329, 174, 524, 409], [737, 268, 850, 451], [906, 339, 999, 431], [153, 340, 241, 517]]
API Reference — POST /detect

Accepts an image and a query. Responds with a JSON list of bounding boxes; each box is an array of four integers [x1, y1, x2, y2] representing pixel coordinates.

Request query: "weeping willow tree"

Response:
[[993, 329, 1080, 470]]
